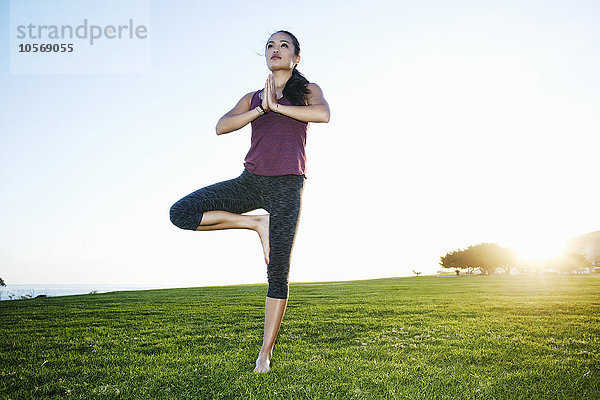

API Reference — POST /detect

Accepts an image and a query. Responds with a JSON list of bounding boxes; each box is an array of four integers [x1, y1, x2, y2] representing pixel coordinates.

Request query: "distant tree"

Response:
[[573, 253, 594, 272], [516, 258, 542, 274], [0, 277, 5, 287], [501, 247, 519, 274], [549, 252, 592, 274], [440, 250, 467, 273], [465, 243, 518, 275], [440, 243, 517, 275], [412, 270, 422, 277]]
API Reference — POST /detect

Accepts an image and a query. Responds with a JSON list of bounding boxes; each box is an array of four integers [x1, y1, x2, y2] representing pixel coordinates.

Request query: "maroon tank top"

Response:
[[243, 90, 309, 176]]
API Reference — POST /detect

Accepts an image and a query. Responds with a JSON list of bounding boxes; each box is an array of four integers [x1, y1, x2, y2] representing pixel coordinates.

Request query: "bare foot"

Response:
[[255, 214, 270, 265], [253, 350, 273, 373]]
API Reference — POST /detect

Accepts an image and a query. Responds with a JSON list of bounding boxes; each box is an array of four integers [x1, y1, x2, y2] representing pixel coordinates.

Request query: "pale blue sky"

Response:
[[1, 0, 599, 287]]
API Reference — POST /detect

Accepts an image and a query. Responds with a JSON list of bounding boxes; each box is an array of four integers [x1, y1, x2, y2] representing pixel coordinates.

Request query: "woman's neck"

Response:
[[272, 70, 293, 90]]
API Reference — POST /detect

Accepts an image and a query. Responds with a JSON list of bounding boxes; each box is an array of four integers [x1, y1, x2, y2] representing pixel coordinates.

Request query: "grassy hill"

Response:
[[1, 275, 599, 399]]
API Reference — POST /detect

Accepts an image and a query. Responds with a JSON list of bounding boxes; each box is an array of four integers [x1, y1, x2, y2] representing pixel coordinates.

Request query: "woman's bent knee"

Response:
[[169, 201, 203, 231]]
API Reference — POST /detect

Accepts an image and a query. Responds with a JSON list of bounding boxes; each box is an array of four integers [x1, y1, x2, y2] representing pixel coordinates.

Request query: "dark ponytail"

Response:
[[268, 30, 311, 106]]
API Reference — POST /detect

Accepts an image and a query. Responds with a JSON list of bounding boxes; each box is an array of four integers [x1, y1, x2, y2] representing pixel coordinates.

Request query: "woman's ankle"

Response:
[[258, 348, 272, 360]]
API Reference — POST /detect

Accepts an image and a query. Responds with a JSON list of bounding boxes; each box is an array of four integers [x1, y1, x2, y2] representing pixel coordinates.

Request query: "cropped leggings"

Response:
[[169, 169, 305, 299]]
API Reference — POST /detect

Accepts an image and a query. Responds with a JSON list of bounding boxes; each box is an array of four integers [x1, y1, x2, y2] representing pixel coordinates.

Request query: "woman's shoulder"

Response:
[[241, 89, 262, 108], [306, 82, 323, 93], [242, 89, 262, 101], [234, 90, 261, 109], [305, 83, 327, 105], [245, 89, 262, 99]]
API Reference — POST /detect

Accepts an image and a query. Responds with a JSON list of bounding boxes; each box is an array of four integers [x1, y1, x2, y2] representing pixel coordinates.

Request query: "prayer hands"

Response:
[[263, 74, 279, 113]]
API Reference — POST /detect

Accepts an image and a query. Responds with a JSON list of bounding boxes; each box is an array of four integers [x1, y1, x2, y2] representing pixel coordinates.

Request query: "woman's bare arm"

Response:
[[215, 92, 263, 135], [269, 83, 330, 123]]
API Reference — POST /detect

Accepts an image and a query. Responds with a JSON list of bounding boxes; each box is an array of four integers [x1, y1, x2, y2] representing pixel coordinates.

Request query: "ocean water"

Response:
[[0, 284, 173, 301]]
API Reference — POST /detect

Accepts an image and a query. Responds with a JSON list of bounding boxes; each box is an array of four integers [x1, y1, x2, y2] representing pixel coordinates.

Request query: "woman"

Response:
[[169, 30, 330, 373]]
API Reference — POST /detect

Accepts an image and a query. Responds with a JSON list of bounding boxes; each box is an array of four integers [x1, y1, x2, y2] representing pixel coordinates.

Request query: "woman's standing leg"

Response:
[[254, 175, 305, 373]]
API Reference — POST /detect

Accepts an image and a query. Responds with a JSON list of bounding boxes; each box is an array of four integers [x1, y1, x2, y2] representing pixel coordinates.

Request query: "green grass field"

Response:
[[1, 275, 599, 399]]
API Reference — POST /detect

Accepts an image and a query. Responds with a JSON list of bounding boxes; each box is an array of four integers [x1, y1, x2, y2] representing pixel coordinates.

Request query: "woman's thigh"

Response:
[[169, 171, 262, 230]]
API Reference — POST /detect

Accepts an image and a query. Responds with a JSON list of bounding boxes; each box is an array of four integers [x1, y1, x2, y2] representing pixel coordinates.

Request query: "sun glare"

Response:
[[515, 244, 562, 263], [506, 235, 568, 264]]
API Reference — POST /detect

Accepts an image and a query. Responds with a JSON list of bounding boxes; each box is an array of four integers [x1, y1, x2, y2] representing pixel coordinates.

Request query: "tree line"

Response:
[[439, 243, 592, 275]]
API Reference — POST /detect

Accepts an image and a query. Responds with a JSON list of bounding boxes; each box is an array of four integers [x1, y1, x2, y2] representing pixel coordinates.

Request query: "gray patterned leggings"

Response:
[[169, 169, 305, 299]]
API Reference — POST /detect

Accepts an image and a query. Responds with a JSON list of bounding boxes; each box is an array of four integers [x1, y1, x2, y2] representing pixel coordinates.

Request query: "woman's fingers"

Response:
[[269, 75, 276, 102], [266, 76, 273, 109], [263, 76, 270, 111], [269, 75, 277, 110], [263, 74, 280, 111]]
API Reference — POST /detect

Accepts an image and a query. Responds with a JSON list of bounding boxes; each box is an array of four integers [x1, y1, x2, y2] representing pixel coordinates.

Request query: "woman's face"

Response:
[[266, 32, 300, 71]]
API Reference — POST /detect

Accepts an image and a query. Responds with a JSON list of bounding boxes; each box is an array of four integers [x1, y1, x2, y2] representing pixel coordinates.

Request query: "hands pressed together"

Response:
[[261, 74, 280, 113], [254, 73, 329, 123]]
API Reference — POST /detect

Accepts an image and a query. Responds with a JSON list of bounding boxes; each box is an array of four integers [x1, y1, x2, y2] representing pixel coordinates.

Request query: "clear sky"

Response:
[[1, 0, 599, 287]]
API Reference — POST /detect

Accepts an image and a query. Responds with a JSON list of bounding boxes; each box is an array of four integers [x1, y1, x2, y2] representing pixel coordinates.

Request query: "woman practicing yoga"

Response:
[[169, 30, 330, 373]]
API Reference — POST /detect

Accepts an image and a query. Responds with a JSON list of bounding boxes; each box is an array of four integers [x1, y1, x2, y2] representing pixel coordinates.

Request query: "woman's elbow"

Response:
[[319, 104, 330, 123], [215, 120, 225, 135]]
